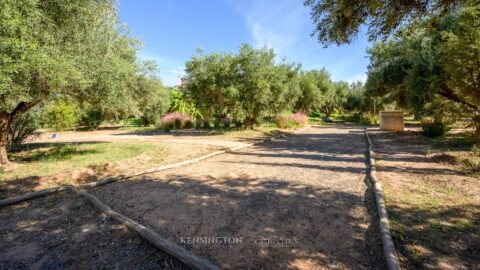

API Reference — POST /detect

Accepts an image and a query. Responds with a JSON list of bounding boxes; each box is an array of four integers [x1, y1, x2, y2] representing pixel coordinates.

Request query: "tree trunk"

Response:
[[0, 102, 38, 165], [244, 116, 254, 130], [413, 111, 421, 121], [472, 114, 480, 144], [142, 117, 150, 127], [0, 113, 11, 165], [324, 108, 332, 118]]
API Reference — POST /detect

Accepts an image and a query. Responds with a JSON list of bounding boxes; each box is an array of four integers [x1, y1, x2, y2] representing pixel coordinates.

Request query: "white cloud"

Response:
[[230, 0, 370, 83], [232, 0, 310, 55], [345, 72, 367, 84]]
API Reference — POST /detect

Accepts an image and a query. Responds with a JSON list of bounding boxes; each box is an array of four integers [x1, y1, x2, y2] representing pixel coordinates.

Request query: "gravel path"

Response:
[[91, 126, 386, 269]]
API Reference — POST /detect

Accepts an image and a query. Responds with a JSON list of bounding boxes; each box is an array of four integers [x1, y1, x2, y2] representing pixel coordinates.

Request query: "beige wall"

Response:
[[380, 111, 404, 131]]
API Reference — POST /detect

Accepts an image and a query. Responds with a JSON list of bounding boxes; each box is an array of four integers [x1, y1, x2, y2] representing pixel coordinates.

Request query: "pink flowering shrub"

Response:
[[159, 112, 192, 131], [276, 112, 308, 128], [290, 112, 308, 127]]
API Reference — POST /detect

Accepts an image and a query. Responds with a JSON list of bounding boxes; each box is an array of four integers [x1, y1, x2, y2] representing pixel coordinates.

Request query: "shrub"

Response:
[[202, 119, 211, 129], [80, 108, 103, 130], [221, 118, 231, 128], [360, 114, 378, 125], [276, 114, 289, 128], [421, 118, 450, 137], [159, 112, 192, 131], [195, 119, 203, 129], [233, 120, 243, 128], [184, 119, 194, 129], [290, 112, 308, 127], [8, 109, 41, 150], [162, 121, 174, 132], [44, 101, 79, 131], [276, 112, 308, 128], [348, 113, 362, 123], [214, 118, 222, 128]]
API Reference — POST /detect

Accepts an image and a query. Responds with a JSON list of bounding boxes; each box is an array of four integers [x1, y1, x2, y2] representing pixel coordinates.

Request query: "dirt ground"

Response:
[[87, 126, 386, 269], [369, 130, 480, 270], [33, 128, 271, 149], [0, 190, 187, 269], [0, 128, 281, 199], [0, 142, 223, 199]]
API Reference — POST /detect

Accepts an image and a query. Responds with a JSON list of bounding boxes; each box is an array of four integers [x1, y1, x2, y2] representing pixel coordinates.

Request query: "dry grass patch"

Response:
[[370, 131, 480, 270]]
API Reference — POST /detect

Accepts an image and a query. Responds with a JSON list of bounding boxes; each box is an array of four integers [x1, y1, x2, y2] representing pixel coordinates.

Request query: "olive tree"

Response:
[[317, 81, 348, 117], [304, 0, 463, 45], [295, 69, 331, 113], [366, 2, 480, 134], [184, 44, 301, 129], [0, 0, 140, 164]]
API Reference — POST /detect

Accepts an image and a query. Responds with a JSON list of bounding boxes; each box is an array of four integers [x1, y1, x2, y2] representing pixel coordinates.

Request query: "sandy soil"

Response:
[[0, 191, 187, 269], [88, 126, 386, 269], [32, 128, 267, 149], [369, 130, 480, 270]]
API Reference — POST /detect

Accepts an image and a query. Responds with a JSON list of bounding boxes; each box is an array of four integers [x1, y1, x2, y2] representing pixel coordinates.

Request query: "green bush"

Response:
[[214, 118, 221, 128], [221, 118, 231, 128], [360, 114, 378, 125], [202, 119, 211, 129], [80, 108, 103, 130], [161, 122, 174, 132], [44, 101, 79, 131], [128, 117, 144, 127], [421, 119, 450, 137], [184, 119, 194, 129], [346, 113, 362, 123], [195, 119, 203, 129]]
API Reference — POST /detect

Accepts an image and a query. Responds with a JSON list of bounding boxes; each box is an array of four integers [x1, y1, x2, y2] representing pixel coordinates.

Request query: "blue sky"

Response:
[[118, 0, 370, 86]]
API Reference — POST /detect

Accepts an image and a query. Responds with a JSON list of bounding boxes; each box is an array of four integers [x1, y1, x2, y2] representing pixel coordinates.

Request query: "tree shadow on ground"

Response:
[[114, 128, 287, 139], [10, 141, 105, 153], [367, 132, 467, 176], [0, 191, 187, 269], [3, 125, 386, 269], [387, 203, 480, 270], [89, 173, 387, 269], [369, 130, 480, 270], [90, 126, 387, 269]]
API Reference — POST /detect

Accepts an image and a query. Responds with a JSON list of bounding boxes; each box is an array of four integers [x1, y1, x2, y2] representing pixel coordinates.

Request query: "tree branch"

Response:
[[10, 101, 38, 118], [437, 89, 478, 112]]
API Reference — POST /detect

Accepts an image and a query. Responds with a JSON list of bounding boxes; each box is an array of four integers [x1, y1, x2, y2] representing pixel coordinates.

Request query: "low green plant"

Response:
[[421, 119, 450, 138], [44, 101, 79, 131], [195, 119, 203, 129], [360, 114, 378, 125], [80, 108, 103, 130], [128, 117, 144, 127], [184, 119, 194, 129]]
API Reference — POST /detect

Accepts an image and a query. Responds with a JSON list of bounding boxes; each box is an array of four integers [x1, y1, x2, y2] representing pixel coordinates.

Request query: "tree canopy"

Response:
[[365, 1, 480, 134], [304, 0, 463, 45], [0, 0, 144, 164], [185, 44, 302, 129]]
